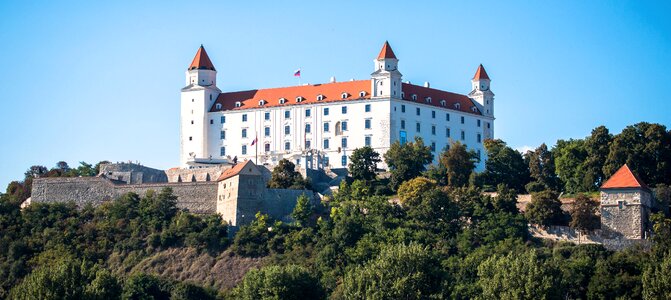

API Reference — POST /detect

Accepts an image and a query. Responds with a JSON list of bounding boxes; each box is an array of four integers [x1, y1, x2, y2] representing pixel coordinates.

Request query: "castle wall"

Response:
[[600, 189, 651, 239], [99, 163, 168, 184]]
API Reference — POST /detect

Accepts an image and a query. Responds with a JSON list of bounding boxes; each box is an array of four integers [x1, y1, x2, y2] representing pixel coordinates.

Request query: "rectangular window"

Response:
[[487, 122, 491, 129], [264, 127, 270, 137], [323, 139, 330, 149], [477, 119, 481, 127], [431, 125, 436, 135], [220, 130, 226, 139], [401, 120, 406, 129], [341, 155, 347, 166], [221, 116, 226, 123], [285, 142, 291, 150], [365, 119, 371, 129], [242, 114, 247, 122], [461, 116, 465, 124], [618, 200, 624, 210], [242, 145, 247, 155], [265, 143, 270, 152], [416, 107, 420, 116], [431, 110, 436, 118], [401, 105, 406, 113], [324, 107, 329, 115], [365, 136, 371, 146], [242, 129, 247, 138], [210, 119, 213, 124], [324, 122, 330, 132], [477, 149, 481, 160], [305, 124, 311, 133], [342, 121, 348, 131], [416, 122, 421, 133], [220, 147, 225, 156], [446, 128, 451, 138], [365, 104, 371, 112], [342, 106, 347, 114], [264, 112, 270, 121], [285, 110, 290, 119], [306, 140, 311, 149], [446, 113, 450, 121], [305, 109, 311, 117], [400, 131, 407, 145], [341, 137, 348, 148], [461, 130, 465, 140], [285, 125, 290, 135], [431, 142, 436, 152], [477, 133, 482, 143]]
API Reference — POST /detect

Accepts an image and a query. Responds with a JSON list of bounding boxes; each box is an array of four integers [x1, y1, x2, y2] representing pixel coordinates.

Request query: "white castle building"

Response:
[[180, 42, 495, 172]]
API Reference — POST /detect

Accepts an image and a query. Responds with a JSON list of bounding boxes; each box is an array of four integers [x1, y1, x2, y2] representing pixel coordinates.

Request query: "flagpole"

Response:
[[255, 131, 258, 165]]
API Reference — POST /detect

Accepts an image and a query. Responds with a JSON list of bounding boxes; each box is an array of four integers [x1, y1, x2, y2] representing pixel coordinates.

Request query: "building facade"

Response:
[[180, 42, 495, 171], [600, 164, 653, 239]]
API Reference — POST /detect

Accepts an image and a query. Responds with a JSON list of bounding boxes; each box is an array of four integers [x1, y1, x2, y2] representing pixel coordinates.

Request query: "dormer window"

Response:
[[359, 91, 366, 98], [471, 106, 477, 112], [425, 97, 432, 103], [401, 92, 405, 98], [341, 92, 349, 99], [235, 101, 242, 108], [258, 99, 266, 106], [279, 98, 287, 104], [454, 103, 461, 109], [440, 100, 446, 107], [411, 94, 417, 101], [317, 94, 324, 101], [215, 103, 222, 110], [296, 96, 304, 103]]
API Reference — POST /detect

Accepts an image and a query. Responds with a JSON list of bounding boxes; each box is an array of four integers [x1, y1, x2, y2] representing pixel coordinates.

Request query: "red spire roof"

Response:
[[472, 64, 490, 80], [189, 45, 216, 71], [377, 41, 397, 60], [601, 164, 649, 190]]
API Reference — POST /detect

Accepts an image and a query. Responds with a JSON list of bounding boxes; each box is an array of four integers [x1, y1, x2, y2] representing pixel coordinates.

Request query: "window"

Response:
[[324, 107, 329, 115], [296, 96, 303, 102], [431, 125, 436, 135], [264, 127, 270, 137], [242, 129, 247, 138], [285, 125, 290, 135], [305, 124, 311, 133], [454, 103, 460, 109], [221, 116, 225, 123], [416, 122, 421, 133], [431, 142, 436, 152], [305, 109, 311, 117], [477, 119, 481, 127], [359, 91, 366, 97], [365, 119, 371, 129], [220, 130, 226, 139], [401, 120, 406, 129], [461, 116, 465, 124], [618, 200, 624, 210], [242, 114, 247, 122], [341, 155, 347, 166], [258, 100, 266, 106], [400, 131, 407, 144], [317, 94, 324, 101], [341, 92, 348, 99], [191, 120, 194, 124], [477, 133, 482, 143], [279, 98, 287, 104], [285, 110, 290, 118], [446, 113, 450, 122], [477, 149, 481, 160], [461, 130, 465, 140], [305, 140, 311, 149], [235, 101, 241, 108], [426, 97, 432, 103], [440, 100, 446, 107], [342, 121, 348, 131], [411, 94, 417, 101], [365, 104, 371, 112], [220, 147, 225, 156], [215, 103, 222, 110], [189, 136, 192, 141], [324, 139, 330, 149], [242, 145, 247, 155], [446, 128, 451, 138], [341, 137, 348, 148], [342, 106, 347, 114], [285, 141, 291, 150], [431, 111, 436, 118], [210, 119, 213, 124], [487, 122, 491, 129], [416, 107, 420, 116], [365, 136, 371, 146], [264, 112, 270, 121], [265, 143, 270, 152], [401, 105, 406, 113]]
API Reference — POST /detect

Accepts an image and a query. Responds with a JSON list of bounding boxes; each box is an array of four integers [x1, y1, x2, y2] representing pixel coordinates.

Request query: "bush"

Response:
[[232, 264, 324, 300]]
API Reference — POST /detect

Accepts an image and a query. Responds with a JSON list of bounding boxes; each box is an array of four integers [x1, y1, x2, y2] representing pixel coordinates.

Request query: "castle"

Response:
[[180, 42, 495, 171]]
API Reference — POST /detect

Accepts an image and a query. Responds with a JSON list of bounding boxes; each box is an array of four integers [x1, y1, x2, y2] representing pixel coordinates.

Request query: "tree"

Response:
[[383, 137, 433, 191], [569, 194, 600, 236], [476, 250, 560, 300], [439, 141, 478, 188], [654, 184, 671, 216], [525, 190, 564, 227], [642, 255, 671, 300], [349, 146, 381, 181], [493, 184, 519, 214], [553, 139, 589, 193], [340, 243, 442, 299], [526, 143, 561, 192], [397, 177, 437, 206], [291, 194, 313, 227], [584, 126, 612, 190], [480, 139, 530, 192], [232, 265, 324, 300], [267, 159, 310, 190], [24, 165, 48, 179], [122, 273, 172, 300]]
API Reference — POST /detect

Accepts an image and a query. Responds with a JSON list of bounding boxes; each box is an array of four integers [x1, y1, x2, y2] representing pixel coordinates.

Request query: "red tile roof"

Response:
[[601, 164, 649, 190], [189, 45, 216, 71], [217, 160, 254, 181], [377, 41, 397, 59], [473, 64, 490, 80]]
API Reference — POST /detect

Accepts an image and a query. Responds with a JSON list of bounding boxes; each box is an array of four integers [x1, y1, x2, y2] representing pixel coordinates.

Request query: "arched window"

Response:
[[279, 98, 287, 104], [440, 100, 446, 107], [258, 100, 266, 106], [425, 97, 432, 103], [454, 103, 461, 109], [215, 103, 222, 110], [296, 96, 304, 103], [359, 91, 366, 98], [411, 94, 417, 101], [341, 92, 348, 99], [235, 101, 242, 108], [317, 94, 324, 101]]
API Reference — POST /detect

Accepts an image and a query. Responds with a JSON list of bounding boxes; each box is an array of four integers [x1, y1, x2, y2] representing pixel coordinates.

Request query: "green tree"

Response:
[[439, 141, 478, 188], [291, 194, 313, 227], [584, 126, 612, 189], [525, 190, 564, 227], [526, 143, 561, 192], [121, 273, 172, 300], [480, 139, 530, 192], [349, 146, 381, 181], [267, 159, 310, 190], [642, 255, 671, 300], [397, 177, 437, 206], [383, 137, 433, 191], [476, 250, 560, 300], [553, 139, 589, 193], [232, 264, 324, 300], [569, 194, 600, 235]]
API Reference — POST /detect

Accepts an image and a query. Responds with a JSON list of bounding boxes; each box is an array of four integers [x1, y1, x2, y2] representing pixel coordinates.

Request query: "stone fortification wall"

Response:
[[31, 177, 218, 214], [600, 189, 651, 239], [99, 163, 168, 184], [263, 189, 314, 223], [165, 165, 231, 183]]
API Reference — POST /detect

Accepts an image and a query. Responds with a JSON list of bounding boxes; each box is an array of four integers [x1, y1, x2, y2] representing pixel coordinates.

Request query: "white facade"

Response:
[[180, 43, 495, 172]]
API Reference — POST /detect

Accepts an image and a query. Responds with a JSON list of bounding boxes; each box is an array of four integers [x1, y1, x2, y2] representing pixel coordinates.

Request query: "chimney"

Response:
[[424, 82, 430, 88], [330, 76, 336, 83]]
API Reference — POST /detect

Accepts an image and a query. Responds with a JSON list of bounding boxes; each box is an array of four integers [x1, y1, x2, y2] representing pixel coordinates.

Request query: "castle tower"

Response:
[[469, 64, 495, 139], [371, 41, 402, 99], [180, 45, 221, 168], [600, 164, 652, 239]]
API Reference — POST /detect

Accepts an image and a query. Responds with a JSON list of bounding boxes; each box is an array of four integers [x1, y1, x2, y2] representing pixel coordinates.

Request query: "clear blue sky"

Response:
[[1, 1, 670, 187]]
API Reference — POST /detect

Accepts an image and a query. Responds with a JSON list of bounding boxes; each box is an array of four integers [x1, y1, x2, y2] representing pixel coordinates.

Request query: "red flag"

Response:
[[294, 69, 301, 77], [251, 136, 258, 146]]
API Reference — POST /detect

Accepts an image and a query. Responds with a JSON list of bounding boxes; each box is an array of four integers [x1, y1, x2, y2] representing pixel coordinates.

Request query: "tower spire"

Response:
[[189, 45, 216, 71], [472, 64, 490, 80], [377, 41, 397, 60]]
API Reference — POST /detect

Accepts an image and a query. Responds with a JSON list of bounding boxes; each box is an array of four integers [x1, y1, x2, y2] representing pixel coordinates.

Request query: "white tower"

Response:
[[371, 41, 402, 99], [180, 45, 221, 168], [469, 64, 495, 138]]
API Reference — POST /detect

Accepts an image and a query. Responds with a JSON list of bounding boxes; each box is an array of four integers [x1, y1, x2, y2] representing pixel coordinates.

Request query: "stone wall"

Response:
[[600, 189, 652, 239], [31, 177, 218, 214], [165, 165, 231, 183], [99, 163, 168, 184]]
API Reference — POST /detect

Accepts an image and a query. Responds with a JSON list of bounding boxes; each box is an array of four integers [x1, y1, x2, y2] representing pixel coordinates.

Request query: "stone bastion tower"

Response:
[[600, 164, 652, 239]]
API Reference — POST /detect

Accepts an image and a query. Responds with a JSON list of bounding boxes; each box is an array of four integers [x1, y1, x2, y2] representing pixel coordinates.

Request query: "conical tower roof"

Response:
[[189, 45, 216, 71], [377, 41, 397, 59], [601, 164, 649, 190], [472, 64, 490, 80]]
